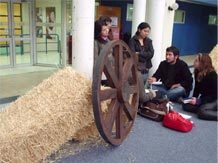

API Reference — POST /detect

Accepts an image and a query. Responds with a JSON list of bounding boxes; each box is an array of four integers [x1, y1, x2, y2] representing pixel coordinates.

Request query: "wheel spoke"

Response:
[[99, 88, 117, 101], [106, 100, 120, 133], [104, 59, 119, 88], [122, 58, 133, 81], [123, 102, 135, 121], [118, 45, 123, 80], [116, 104, 124, 139]]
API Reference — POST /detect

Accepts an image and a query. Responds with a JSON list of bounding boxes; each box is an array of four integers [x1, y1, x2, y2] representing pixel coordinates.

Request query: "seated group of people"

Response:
[[94, 17, 217, 121]]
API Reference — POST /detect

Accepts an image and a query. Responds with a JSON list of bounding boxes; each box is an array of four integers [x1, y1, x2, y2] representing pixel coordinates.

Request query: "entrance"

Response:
[[0, 0, 33, 67]]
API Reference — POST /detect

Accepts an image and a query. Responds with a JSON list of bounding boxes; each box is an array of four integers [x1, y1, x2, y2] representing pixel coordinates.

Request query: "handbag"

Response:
[[138, 99, 170, 122], [163, 111, 193, 132]]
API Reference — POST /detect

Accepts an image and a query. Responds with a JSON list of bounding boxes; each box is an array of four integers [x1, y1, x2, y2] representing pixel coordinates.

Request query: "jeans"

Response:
[[151, 84, 186, 101], [141, 72, 149, 88]]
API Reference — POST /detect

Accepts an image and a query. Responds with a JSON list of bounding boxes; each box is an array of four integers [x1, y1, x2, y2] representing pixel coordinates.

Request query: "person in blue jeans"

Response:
[[148, 46, 193, 101]]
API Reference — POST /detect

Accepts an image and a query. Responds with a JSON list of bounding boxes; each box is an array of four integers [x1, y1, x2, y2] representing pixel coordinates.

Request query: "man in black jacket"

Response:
[[148, 46, 193, 101]]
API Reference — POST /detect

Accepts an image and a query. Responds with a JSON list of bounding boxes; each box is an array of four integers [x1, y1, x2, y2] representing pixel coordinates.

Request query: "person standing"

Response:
[[94, 19, 110, 63], [94, 19, 111, 86], [129, 22, 154, 86], [182, 54, 217, 121], [148, 46, 193, 101], [98, 16, 113, 40]]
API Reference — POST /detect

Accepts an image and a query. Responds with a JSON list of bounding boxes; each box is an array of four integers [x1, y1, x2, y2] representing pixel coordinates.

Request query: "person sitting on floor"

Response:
[[182, 54, 217, 121], [147, 46, 193, 101]]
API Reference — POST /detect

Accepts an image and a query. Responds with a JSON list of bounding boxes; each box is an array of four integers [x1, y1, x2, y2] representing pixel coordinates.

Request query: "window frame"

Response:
[[174, 9, 186, 24]]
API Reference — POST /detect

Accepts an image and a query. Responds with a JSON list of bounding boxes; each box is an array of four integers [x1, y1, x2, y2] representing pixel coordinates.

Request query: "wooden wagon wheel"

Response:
[[92, 40, 139, 146]]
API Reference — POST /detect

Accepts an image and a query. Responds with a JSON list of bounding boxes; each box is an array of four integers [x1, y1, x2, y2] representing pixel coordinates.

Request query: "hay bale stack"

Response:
[[0, 67, 99, 163], [209, 44, 218, 72]]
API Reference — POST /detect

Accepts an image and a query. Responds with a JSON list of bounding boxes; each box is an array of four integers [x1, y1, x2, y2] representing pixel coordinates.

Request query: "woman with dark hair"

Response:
[[129, 22, 154, 86], [94, 19, 110, 63], [94, 19, 112, 86], [183, 54, 217, 121], [98, 15, 113, 40]]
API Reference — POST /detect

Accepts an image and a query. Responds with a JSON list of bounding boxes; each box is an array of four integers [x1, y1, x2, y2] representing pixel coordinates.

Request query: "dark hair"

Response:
[[99, 15, 112, 23], [166, 46, 180, 56], [135, 22, 151, 35], [94, 20, 107, 40]]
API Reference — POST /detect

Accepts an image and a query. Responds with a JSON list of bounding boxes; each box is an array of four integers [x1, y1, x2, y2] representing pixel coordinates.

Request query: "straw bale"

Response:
[[209, 44, 218, 72], [0, 67, 98, 163]]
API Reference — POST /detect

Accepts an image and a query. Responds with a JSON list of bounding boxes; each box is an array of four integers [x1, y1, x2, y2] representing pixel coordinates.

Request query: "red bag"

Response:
[[163, 111, 193, 132]]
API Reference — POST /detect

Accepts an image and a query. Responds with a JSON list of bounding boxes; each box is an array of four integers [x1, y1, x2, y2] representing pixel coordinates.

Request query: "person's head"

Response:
[[94, 20, 109, 41], [165, 46, 180, 64], [194, 53, 215, 81], [50, 11, 55, 21], [99, 16, 112, 28], [135, 22, 151, 39]]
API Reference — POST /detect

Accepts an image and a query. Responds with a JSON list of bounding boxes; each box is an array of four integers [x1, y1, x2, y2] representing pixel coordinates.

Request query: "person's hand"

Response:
[[189, 97, 197, 105], [170, 83, 181, 89], [147, 77, 157, 84]]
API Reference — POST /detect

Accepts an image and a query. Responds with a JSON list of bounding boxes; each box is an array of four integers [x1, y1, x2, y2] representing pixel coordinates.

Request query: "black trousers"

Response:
[[183, 100, 218, 121]]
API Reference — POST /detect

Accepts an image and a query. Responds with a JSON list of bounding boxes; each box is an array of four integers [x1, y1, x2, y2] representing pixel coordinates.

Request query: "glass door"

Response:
[[0, 0, 32, 67], [35, 0, 62, 66]]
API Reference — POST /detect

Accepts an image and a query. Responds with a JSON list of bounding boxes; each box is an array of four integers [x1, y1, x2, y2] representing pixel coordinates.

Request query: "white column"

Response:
[[72, 0, 95, 79], [131, 0, 147, 36], [146, 0, 176, 75], [162, 0, 177, 60]]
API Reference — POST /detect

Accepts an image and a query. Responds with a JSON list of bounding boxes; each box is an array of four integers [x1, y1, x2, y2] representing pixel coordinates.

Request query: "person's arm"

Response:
[[137, 39, 154, 61], [193, 80, 200, 98], [144, 39, 154, 60], [129, 38, 148, 63]]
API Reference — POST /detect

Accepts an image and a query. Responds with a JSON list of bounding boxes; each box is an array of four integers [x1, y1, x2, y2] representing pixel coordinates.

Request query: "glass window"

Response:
[[126, 4, 133, 21], [208, 15, 217, 25], [174, 10, 185, 24]]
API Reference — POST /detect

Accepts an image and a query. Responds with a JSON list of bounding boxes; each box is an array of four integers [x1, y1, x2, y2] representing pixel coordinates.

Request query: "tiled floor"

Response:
[[0, 66, 58, 99]]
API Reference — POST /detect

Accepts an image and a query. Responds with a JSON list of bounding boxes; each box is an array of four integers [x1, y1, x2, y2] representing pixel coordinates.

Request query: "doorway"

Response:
[[0, 0, 33, 68]]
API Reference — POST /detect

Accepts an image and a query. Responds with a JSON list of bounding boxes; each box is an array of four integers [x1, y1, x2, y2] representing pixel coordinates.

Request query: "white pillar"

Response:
[[162, 0, 177, 60], [146, 0, 176, 75], [131, 0, 147, 36], [72, 0, 95, 79]]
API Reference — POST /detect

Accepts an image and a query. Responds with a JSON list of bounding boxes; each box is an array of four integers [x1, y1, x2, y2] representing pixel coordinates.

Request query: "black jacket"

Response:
[[194, 71, 217, 104], [153, 59, 193, 95], [129, 35, 154, 70]]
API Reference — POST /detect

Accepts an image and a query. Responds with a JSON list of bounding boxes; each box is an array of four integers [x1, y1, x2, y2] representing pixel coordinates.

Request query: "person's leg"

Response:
[[150, 84, 168, 99], [182, 103, 198, 113], [197, 101, 218, 121], [138, 72, 155, 103], [141, 72, 148, 88], [166, 86, 186, 101]]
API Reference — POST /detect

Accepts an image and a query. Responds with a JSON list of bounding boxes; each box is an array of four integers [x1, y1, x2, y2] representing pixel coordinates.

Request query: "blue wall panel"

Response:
[[172, 2, 217, 55]]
